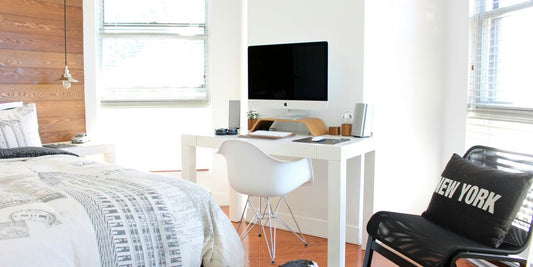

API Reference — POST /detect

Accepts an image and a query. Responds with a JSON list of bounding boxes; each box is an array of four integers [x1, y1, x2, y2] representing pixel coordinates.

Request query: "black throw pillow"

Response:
[[422, 153, 533, 247], [0, 147, 78, 159]]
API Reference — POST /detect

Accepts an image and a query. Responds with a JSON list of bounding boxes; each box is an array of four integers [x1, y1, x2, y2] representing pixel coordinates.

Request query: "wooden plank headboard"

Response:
[[0, 0, 85, 144]]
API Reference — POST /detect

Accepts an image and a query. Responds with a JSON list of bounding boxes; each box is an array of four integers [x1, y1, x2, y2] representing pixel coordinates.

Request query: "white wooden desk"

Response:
[[181, 134, 375, 267]]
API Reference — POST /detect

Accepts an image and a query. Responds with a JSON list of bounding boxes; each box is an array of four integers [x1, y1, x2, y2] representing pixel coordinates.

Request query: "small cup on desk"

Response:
[[341, 124, 352, 136], [329, 126, 340, 135]]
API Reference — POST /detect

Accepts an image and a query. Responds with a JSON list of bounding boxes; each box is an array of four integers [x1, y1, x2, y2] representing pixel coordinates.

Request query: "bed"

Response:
[[0, 103, 244, 266]]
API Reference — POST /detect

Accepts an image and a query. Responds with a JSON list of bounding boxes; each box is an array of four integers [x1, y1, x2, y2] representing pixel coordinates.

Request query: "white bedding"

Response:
[[0, 154, 243, 267]]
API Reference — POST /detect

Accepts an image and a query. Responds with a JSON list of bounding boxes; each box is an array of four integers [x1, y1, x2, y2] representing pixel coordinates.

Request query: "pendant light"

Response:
[[58, 0, 78, 89]]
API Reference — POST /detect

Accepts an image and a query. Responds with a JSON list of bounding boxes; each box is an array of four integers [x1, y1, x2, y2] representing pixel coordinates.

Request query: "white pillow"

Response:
[[0, 103, 42, 148], [0, 101, 23, 110]]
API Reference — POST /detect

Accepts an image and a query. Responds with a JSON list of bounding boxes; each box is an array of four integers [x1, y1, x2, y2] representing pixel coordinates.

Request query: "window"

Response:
[[99, 0, 207, 103], [467, 0, 533, 152]]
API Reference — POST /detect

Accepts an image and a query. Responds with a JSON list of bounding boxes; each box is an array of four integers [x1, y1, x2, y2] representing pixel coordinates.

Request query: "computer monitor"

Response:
[[247, 41, 328, 113]]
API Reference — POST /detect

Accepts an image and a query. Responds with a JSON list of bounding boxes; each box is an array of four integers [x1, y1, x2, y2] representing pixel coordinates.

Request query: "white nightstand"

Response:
[[44, 141, 116, 163]]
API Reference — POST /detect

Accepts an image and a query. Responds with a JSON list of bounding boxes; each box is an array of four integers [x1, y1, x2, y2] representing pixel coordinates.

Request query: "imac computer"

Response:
[[248, 41, 328, 118]]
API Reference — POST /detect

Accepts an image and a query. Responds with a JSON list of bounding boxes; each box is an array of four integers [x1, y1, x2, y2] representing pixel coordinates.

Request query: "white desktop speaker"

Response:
[[351, 103, 373, 137], [228, 100, 240, 129]]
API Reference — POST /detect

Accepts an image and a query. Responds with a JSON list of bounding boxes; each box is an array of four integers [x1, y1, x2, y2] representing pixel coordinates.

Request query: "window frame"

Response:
[[98, 0, 209, 104], [466, 0, 533, 152], [468, 1, 533, 114]]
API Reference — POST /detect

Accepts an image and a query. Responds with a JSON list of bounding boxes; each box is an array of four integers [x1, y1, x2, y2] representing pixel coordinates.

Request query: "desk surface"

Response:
[[182, 134, 375, 161]]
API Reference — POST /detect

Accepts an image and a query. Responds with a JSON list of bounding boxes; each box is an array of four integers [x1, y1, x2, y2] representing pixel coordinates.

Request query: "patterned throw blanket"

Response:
[[0, 151, 243, 267]]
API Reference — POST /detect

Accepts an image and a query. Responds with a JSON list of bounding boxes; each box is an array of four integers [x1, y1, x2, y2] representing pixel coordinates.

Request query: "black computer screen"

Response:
[[248, 41, 328, 101]]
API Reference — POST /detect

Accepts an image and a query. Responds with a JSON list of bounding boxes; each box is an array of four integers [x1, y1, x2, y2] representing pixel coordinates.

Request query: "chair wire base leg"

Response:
[[236, 195, 249, 233], [280, 195, 308, 246], [240, 196, 308, 265], [238, 196, 264, 240], [265, 197, 276, 264], [258, 197, 265, 237]]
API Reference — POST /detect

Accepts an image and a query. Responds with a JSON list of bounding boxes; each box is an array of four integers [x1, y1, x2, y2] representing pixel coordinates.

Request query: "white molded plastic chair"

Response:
[[217, 140, 313, 264]]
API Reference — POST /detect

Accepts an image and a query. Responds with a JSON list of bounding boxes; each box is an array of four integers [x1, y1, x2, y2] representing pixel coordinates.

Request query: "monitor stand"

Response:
[[250, 117, 328, 136], [274, 109, 307, 120]]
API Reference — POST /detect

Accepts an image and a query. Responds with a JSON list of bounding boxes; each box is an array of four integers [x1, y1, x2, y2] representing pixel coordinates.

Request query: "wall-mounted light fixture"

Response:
[[58, 0, 78, 89]]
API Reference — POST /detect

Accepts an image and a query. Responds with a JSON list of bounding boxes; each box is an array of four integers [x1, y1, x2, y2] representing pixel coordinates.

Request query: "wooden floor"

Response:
[[221, 206, 394, 266], [237, 226, 392, 267], [221, 206, 476, 267]]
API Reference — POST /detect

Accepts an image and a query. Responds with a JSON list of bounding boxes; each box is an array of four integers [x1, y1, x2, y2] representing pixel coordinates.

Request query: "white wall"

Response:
[[364, 0, 447, 213], [197, 0, 244, 204], [364, 0, 468, 214], [247, 0, 365, 126], [442, 0, 469, 160]]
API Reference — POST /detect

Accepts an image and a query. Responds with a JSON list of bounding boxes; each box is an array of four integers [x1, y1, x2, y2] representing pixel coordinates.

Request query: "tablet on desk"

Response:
[[293, 137, 350, 145]]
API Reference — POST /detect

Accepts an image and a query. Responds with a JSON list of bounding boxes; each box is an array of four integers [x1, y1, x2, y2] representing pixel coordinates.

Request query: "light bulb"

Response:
[[62, 80, 72, 89], [58, 65, 78, 89]]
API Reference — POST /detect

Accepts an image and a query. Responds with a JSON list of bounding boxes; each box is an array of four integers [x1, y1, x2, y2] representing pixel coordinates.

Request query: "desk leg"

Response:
[[361, 151, 376, 248], [328, 159, 347, 267], [181, 144, 197, 183]]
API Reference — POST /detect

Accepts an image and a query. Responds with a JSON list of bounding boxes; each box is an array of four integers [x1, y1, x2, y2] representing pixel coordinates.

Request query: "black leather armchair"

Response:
[[363, 146, 533, 267]]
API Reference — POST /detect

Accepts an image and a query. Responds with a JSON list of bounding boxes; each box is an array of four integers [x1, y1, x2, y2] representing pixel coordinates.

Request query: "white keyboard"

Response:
[[248, 130, 295, 139]]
